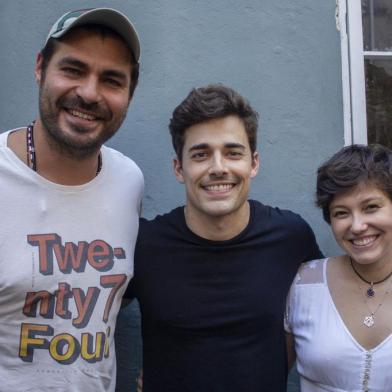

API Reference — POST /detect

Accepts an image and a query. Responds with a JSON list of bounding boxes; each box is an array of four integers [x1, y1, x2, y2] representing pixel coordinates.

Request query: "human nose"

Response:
[[208, 153, 227, 176], [76, 76, 101, 104], [350, 213, 368, 233]]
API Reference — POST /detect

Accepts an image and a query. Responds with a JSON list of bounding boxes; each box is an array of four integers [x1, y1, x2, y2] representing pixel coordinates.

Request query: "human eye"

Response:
[[365, 203, 380, 213], [191, 151, 207, 160], [105, 77, 124, 88], [227, 149, 244, 158], [61, 66, 82, 77], [331, 209, 348, 219]]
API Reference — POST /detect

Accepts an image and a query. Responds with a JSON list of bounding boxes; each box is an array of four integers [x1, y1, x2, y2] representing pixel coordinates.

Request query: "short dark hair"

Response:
[[169, 84, 258, 161], [316, 144, 392, 223], [40, 24, 139, 99]]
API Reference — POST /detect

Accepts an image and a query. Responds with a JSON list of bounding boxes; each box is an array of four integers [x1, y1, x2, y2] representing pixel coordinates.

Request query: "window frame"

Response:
[[339, 0, 392, 145]]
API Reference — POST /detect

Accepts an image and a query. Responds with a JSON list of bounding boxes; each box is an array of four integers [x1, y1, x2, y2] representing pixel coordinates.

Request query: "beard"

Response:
[[38, 84, 128, 160]]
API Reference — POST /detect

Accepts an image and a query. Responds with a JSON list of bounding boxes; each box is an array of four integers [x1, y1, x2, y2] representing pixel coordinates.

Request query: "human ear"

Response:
[[34, 53, 44, 85], [173, 157, 184, 183], [250, 151, 260, 178]]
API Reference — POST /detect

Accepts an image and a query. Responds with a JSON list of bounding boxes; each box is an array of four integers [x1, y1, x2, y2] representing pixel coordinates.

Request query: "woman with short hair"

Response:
[[286, 144, 392, 391]]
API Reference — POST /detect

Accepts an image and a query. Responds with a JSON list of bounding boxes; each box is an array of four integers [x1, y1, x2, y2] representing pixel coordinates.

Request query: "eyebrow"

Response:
[[225, 143, 246, 149], [57, 56, 87, 70], [101, 69, 129, 83], [331, 196, 384, 209], [57, 56, 128, 82], [188, 143, 209, 152], [360, 196, 384, 204], [188, 142, 246, 152]]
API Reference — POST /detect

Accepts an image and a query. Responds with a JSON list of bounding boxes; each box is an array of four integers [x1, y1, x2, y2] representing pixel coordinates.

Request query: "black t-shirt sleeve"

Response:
[[303, 220, 324, 261], [123, 217, 148, 300]]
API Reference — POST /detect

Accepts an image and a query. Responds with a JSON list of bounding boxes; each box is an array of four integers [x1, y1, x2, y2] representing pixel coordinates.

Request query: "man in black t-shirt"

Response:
[[126, 84, 322, 391]]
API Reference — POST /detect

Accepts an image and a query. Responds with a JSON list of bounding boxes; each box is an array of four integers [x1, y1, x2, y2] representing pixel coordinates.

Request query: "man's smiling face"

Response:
[[35, 27, 132, 158], [174, 115, 259, 222]]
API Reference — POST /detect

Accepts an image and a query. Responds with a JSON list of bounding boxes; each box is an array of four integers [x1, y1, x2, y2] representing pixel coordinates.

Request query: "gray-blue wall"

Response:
[[1, 1, 344, 390]]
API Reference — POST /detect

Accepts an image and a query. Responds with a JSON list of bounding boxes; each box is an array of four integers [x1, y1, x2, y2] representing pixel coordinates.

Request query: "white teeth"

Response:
[[204, 184, 233, 191], [69, 110, 96, 121], [352, 235, 377, 246]]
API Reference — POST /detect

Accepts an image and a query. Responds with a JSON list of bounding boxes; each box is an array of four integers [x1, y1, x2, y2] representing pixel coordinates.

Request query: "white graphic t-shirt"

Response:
[[0, 130, 144, 392]]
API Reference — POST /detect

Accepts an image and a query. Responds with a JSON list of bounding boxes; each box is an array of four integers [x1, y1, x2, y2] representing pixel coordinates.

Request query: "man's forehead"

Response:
[[56, 25, 133, 62], [183, 128, 249, 149], [50, 28, 133, 71]]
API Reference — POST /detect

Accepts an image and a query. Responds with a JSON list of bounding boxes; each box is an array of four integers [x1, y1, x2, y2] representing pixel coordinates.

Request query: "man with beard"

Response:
[[128, 84, 322, 392], [0, 8, 143, 392]]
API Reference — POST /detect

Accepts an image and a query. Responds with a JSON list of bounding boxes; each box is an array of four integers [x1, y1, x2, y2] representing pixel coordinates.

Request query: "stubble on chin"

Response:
[[38, 86, 126, 160]]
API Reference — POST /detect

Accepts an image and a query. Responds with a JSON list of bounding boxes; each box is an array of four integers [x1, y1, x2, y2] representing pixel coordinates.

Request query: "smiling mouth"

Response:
[[350, 235, 378, 247], [66, 109, 100, 121], [203, 183, 234, 192]]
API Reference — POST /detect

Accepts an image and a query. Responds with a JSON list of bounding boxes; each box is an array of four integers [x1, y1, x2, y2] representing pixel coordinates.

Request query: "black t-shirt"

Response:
[[126, 200, 322, 391]]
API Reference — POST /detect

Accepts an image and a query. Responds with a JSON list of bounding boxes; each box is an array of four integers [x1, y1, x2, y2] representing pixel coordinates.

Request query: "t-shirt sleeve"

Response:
[[284, 217, 323, 332], [303, 220, 324, 262], [123, 217, 148, 300]]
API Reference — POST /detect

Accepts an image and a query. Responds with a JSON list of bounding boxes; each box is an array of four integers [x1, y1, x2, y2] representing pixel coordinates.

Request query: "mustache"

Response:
[[58, 95, 111, 120]]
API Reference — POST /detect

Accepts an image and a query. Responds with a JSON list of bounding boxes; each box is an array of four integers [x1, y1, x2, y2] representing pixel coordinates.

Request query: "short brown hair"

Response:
[[316, 144, 392, 223], [169, 84, 258, 161]]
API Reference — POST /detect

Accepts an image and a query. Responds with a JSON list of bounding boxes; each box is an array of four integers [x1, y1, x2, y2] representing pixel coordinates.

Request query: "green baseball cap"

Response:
[[45, 8, 140, 62]]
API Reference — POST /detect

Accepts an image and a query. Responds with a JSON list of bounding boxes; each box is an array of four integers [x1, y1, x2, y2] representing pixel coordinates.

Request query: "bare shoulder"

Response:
[[327, 255, 347, 277], [326, 255, 352, 297]]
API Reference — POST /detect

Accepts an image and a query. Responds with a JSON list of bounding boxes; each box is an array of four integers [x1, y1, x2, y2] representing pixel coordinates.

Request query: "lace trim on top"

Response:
[[294, 258, 326, 285], [285, 258, 327, 332]]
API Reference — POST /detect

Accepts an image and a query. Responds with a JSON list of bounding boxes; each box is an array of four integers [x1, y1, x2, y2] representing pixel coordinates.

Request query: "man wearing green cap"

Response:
[[0, 8, 143, 391]]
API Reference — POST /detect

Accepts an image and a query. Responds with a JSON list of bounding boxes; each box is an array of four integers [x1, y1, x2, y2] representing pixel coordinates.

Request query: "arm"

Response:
[[122, 275, 136, 308], [304, 220, 324, 261], [136, 369, 143, 392], [121, 297, 133, 308], [285, 332, 296, 370]]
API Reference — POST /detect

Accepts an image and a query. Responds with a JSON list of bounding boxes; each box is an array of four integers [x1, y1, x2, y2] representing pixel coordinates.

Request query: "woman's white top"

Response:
[[285, 258, 392, 392]]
